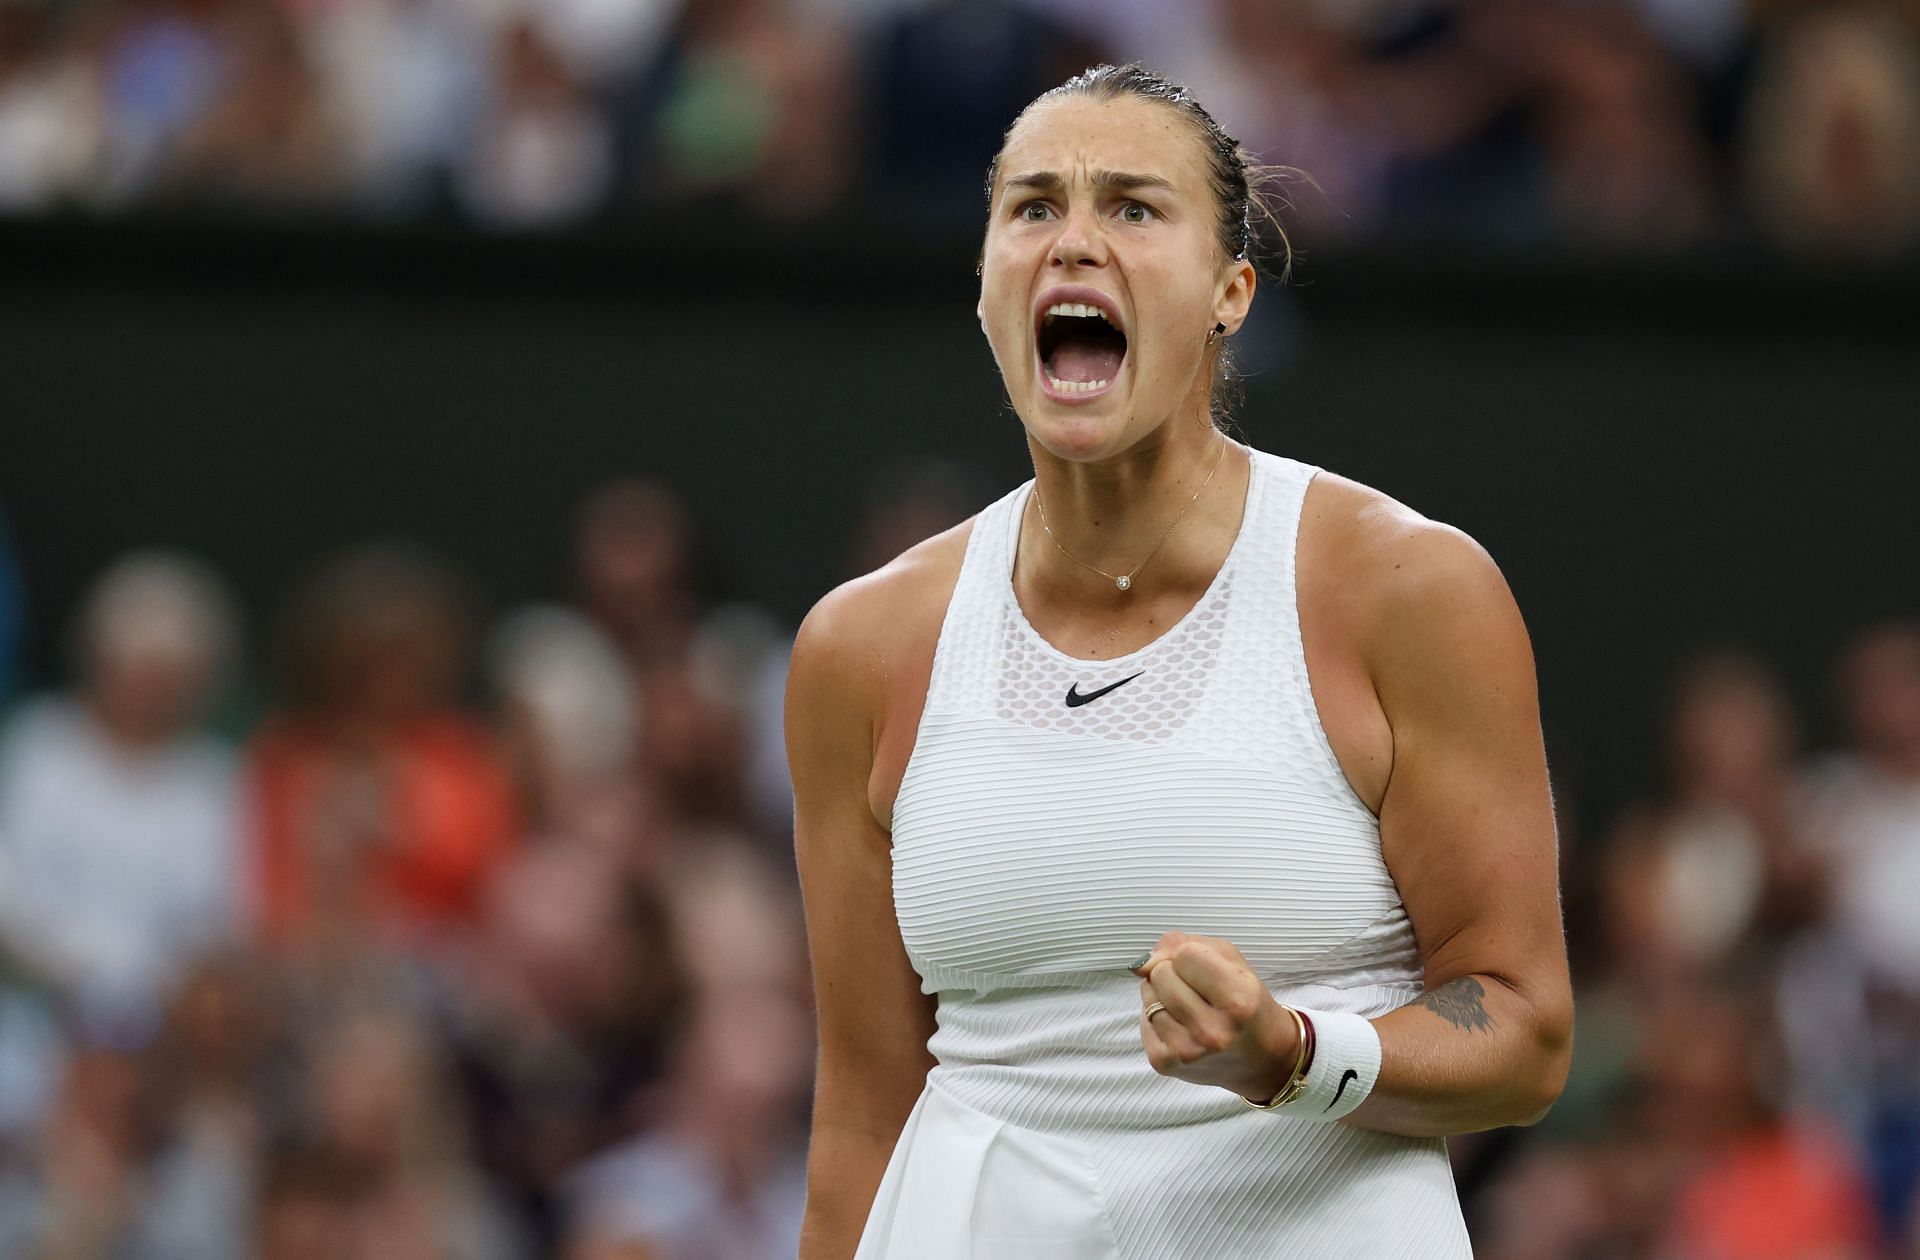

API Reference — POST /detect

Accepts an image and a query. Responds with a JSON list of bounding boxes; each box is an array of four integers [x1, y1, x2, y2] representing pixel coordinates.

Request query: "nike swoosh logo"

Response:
[[1326, 1069, 1358, 1111], [1065, 671, 1145, 708]]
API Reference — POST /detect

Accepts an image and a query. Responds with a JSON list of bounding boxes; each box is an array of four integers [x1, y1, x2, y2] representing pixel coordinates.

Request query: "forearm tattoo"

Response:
[[1415, 977, 1494, 1033]]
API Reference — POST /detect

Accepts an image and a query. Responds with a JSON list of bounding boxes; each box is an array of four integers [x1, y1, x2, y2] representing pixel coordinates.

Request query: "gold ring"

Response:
[[1143, 1001, 1168, 1021]]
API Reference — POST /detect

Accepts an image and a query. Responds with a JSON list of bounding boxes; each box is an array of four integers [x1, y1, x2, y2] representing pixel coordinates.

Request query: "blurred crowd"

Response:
[[0, 456, 1918, 1260], [2, 0, 1920, 253], [0, 462, 988, 1260], [1470, 633, 1920, 1260]]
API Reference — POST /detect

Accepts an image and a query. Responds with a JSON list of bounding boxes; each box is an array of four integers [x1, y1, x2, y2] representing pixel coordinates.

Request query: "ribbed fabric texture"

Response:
[[861, 448, 1471, 1259]]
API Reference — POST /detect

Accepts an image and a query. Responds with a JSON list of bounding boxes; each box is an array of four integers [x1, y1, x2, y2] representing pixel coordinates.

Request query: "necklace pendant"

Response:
[[1115, 574, 1132, 591]]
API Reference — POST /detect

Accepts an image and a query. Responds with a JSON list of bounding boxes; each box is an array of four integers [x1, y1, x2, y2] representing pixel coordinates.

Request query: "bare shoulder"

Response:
[[791, 522, 972, 696], [1301, 469, 1526, 664], [787, 517, 975, 795]]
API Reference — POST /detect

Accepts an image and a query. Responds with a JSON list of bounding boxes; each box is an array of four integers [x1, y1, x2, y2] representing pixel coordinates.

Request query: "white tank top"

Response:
[[882, 445, 1469, 1256]]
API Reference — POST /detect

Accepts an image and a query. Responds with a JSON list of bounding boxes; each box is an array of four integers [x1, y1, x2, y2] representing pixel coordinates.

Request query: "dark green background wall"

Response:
[[4, 216, 1916, 832]]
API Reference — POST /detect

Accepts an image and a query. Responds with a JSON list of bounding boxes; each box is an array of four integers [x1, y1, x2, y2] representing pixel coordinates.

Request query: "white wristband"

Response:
[[1258, 1007, 1381, 1122]]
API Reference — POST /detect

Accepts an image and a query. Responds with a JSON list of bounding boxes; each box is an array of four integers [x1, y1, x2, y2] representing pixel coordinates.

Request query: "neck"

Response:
[[1022, 422, 1240, 596]]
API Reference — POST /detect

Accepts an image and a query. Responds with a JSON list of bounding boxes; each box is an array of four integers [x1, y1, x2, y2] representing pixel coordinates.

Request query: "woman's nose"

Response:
[[1050, 205, 1109, 269]]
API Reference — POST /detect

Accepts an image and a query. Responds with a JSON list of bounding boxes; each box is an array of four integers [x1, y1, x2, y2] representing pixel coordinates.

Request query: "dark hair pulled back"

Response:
[[984, 63, 1298, 426]]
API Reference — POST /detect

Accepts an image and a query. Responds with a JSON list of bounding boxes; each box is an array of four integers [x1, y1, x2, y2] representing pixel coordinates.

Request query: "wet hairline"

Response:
[[985, 94, 1220, 213]]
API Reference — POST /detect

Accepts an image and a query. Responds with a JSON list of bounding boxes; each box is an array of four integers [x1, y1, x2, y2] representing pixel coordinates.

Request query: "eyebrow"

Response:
[[1002, 169, 1178, 198]]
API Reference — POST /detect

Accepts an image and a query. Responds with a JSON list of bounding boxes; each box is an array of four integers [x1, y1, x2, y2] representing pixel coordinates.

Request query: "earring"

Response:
[[1206, 323, 1226, 344]]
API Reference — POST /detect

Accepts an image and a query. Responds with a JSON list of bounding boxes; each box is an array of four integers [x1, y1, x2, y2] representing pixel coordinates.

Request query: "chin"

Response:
[[1019, 400, 1137, 462]]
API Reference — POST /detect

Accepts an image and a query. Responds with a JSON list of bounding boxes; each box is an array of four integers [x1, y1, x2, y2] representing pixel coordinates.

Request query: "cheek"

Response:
[[1136, 283, 1215, 367], [979, 275, 1029, 358]]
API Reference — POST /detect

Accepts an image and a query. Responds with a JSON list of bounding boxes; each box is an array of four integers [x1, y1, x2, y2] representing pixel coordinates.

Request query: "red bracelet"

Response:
[[1242, 1004, 1314, 1110]]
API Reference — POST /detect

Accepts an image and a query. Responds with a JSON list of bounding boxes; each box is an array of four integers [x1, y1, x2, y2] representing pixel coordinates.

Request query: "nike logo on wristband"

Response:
[[1326, 1069, 1358, 1111]]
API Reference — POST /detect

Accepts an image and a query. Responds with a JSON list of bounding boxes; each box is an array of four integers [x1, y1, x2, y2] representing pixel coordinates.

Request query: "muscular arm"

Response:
[[1345, 521, 1573, 1137], [788, 581, 938, 1259]]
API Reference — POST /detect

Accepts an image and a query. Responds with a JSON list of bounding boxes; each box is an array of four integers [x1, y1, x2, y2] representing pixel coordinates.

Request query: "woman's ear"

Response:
[[1213, 258, 1257, 337]]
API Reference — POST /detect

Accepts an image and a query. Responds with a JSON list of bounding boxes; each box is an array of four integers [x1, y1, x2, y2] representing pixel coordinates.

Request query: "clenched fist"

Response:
[[1130, 930, 1301, 1103]]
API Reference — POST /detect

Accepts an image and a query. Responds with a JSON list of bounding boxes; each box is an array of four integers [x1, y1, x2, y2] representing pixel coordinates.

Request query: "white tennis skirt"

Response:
[[854, 1082, 1122, 1259], [852, 1076, 1473, 1259]]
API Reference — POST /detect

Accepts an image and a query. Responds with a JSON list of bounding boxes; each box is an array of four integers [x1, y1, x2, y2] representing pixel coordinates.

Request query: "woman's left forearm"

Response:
[[1342, 972, 1573, 1137]]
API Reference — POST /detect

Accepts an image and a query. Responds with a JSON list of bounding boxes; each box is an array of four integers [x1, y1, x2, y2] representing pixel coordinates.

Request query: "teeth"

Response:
[[1042, 301, 1117, 328], [1046, 375, 1113, 394]]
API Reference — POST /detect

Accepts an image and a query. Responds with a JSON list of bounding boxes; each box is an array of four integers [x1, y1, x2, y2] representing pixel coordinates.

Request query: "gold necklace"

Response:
[[1031, 439, 1231, 592]]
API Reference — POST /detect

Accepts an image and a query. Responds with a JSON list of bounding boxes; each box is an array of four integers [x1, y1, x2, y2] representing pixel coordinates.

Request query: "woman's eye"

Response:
[[1119, 203, 1154, 224]]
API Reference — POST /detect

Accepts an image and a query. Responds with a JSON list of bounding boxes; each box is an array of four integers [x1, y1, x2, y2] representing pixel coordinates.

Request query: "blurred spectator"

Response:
[[247, 545, 518, 959], [575, 478, 700, 670], [1652, 992, 1878, 1260], [1811, 622, 1920, 994], [456, 16, 614, 228], [627, 0, 859, 217], [1544, 653, 1818, 1147], [549, 834, 804, 1256], [689, 603, 792, 846], [1804, 622, 1920, 1242], [560, 985, 810, 1260], [302, 0, 485, 214], [1204, 0, 1406, 238], [1599, 651, 1822, 995], [128, 953, 279, 1260], [1521, 1, 1715, 244], [158, 0, 343, 206], [0, 0, 105, 209], [486, 605, 637, 837], [90, 0, 242, 203], [442, 842, 686, 1249], [664, 832, 802, 994], [1741, 7, 1920, 256], [293, 1004, 519, 1258], [0, 551, 243, 1041], [1478, 987, 1878, 1260], [574, 479, 745, 830], [634, 648, 746, 828]]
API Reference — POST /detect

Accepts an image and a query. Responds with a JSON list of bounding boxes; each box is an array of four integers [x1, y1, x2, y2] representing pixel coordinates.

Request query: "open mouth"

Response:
[[1037, 301, 1128, 397]]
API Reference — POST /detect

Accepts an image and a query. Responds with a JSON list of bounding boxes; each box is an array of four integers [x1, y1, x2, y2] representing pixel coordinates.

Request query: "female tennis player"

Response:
[[788, 63, 1573, 1259]]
